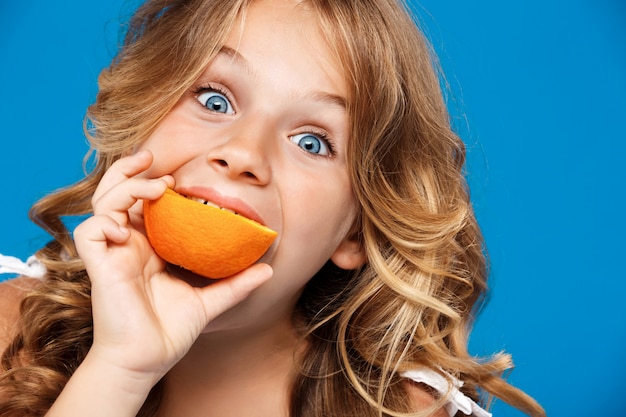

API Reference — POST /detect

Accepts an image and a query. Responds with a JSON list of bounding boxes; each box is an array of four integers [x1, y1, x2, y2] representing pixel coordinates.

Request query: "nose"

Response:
[[206, 127, 272, 185]]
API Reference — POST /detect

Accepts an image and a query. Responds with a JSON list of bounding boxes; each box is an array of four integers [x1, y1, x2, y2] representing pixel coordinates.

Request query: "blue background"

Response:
[[1, 1, 624, 416]]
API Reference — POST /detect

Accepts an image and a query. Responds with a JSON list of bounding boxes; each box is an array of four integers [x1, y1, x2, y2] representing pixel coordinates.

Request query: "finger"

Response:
[[196, 264, 273, 323], [127, 175, 175, 227], [74, 214, 167, 288], [92, 150, 155, 205], [92, 176, 172, 226], [73, 215, 131, 259]]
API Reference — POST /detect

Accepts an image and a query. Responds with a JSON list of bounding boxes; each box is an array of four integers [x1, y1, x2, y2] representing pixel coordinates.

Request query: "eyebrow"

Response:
[[217, 46, 252, 74], [308, 91, 347, 111], [216, 46, 347, 111]]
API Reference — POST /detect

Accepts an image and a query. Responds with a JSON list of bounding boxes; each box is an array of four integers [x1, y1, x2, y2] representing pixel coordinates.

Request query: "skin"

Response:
[[50, 1, 365, 416], [133, 0, 363, 335], [0, 1, 445, 416]]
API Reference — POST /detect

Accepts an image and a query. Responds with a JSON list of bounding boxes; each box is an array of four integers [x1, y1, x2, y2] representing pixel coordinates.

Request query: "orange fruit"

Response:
[[143, 188, 277, 279]]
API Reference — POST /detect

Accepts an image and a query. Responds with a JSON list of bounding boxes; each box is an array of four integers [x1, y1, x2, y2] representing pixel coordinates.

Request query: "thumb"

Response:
[[195, 263, 273, 323]]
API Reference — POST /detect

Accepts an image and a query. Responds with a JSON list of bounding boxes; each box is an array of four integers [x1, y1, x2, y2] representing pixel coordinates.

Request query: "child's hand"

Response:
[[72, 150, 273, 390]]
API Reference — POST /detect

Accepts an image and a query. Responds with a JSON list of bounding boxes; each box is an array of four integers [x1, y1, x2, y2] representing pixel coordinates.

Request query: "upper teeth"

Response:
[[187, 196, 237, 214]]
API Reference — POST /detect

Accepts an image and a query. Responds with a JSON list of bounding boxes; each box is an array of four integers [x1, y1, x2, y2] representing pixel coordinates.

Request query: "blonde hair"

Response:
[[1, 1, 545, 416]]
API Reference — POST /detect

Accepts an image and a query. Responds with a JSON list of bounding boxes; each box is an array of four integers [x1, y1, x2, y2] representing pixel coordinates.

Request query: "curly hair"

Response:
[[0, 1, 545, 416]]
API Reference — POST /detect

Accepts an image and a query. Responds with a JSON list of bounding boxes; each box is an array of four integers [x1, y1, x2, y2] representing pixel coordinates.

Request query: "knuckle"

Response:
[[74, 217, 92, 232]]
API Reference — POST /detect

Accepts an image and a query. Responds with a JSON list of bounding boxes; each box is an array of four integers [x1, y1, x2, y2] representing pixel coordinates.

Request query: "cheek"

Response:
[[135, 117, 203, 179], [271, 193, 356, 293], [282, 177, 356, 257]]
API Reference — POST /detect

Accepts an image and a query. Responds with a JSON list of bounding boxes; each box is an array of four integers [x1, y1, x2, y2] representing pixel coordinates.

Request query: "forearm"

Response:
[[45, 351, 157, 417]]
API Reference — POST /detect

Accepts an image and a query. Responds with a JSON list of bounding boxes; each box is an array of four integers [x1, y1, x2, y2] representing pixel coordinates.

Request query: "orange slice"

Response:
[[143, 188, 277, 279]]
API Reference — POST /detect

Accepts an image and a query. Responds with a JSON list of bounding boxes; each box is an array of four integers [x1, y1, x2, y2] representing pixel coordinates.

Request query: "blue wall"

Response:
[[413, 2, 626, 416], [1, 1, 624, 416]]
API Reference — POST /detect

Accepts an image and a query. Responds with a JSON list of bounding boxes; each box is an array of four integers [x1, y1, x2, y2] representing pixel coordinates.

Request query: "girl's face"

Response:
[[137, 0, 364, 330]]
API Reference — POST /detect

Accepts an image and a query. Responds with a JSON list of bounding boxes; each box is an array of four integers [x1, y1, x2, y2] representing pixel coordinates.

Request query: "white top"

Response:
[[401, 368, 492, 417], [0, 254, 46, 280], [0, 254, 491, 417]]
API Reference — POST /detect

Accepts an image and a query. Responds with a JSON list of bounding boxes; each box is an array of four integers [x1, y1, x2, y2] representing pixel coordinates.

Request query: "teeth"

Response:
[[186, 195, 237, 214]]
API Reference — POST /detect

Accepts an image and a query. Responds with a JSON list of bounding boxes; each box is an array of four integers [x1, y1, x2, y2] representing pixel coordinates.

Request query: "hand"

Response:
[[73, 150, 273, 389]]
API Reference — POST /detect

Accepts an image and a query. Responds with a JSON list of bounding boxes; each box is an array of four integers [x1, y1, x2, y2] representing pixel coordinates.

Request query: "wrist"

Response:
[[46, 349, 160, 417], [84, 346, 164, 390]]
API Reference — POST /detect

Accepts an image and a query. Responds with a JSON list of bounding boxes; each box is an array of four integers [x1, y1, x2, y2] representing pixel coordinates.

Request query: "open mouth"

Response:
[[184, 195, 239, 215]]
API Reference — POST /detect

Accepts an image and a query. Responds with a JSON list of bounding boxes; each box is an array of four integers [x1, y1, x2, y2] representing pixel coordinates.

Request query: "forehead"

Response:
[[222, 0, 348, 102]]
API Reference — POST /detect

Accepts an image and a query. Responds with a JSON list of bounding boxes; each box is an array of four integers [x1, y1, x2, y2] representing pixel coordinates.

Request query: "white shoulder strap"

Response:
[[401, 368, 492, 417], [0, 254, 46, 280]]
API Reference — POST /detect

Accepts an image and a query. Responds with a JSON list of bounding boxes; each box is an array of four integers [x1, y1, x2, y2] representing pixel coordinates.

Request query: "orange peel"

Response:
[[143, 188, 277, 278]]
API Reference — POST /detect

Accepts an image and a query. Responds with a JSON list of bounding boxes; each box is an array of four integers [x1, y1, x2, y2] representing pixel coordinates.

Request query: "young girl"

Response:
[[0, 0, 545, 416]]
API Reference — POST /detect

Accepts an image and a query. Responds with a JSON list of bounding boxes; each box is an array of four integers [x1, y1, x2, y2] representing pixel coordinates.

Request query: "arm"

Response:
[[46, 352, 154, 417], [43, 151, 272, 416]]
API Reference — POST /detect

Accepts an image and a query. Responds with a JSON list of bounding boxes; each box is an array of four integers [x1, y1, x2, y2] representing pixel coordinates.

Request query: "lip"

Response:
[[175, 185, 267, 226]]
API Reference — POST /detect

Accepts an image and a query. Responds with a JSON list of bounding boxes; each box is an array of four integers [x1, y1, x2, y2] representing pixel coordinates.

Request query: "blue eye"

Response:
[[290, 133, 330, 156], [196, 90, 234, 114]]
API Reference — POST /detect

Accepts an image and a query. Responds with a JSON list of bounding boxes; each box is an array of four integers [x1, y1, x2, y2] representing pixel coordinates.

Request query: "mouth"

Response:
[[176, 186, 267, 226], [183, 195, 239, 215]]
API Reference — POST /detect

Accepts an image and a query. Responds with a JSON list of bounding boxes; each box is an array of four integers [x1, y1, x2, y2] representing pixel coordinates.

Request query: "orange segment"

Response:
[[143, 188, 277, 279]]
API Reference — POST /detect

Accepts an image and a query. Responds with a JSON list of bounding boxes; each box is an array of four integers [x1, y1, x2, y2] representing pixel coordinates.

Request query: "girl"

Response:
[[0, 0, 545, 416]]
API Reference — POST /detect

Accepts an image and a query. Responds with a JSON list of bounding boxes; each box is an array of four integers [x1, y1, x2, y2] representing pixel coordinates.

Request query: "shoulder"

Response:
[[404, 379, 450, 417], [0, 277, 39, 349]]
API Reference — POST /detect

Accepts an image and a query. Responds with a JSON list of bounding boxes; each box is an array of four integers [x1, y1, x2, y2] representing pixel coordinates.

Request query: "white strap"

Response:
[[0, 254, 46, 280], [401, 368, 492, 417]]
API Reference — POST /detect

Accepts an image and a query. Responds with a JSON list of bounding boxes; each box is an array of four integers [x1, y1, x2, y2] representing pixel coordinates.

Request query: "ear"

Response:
[[330, 236, 367, 270]]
